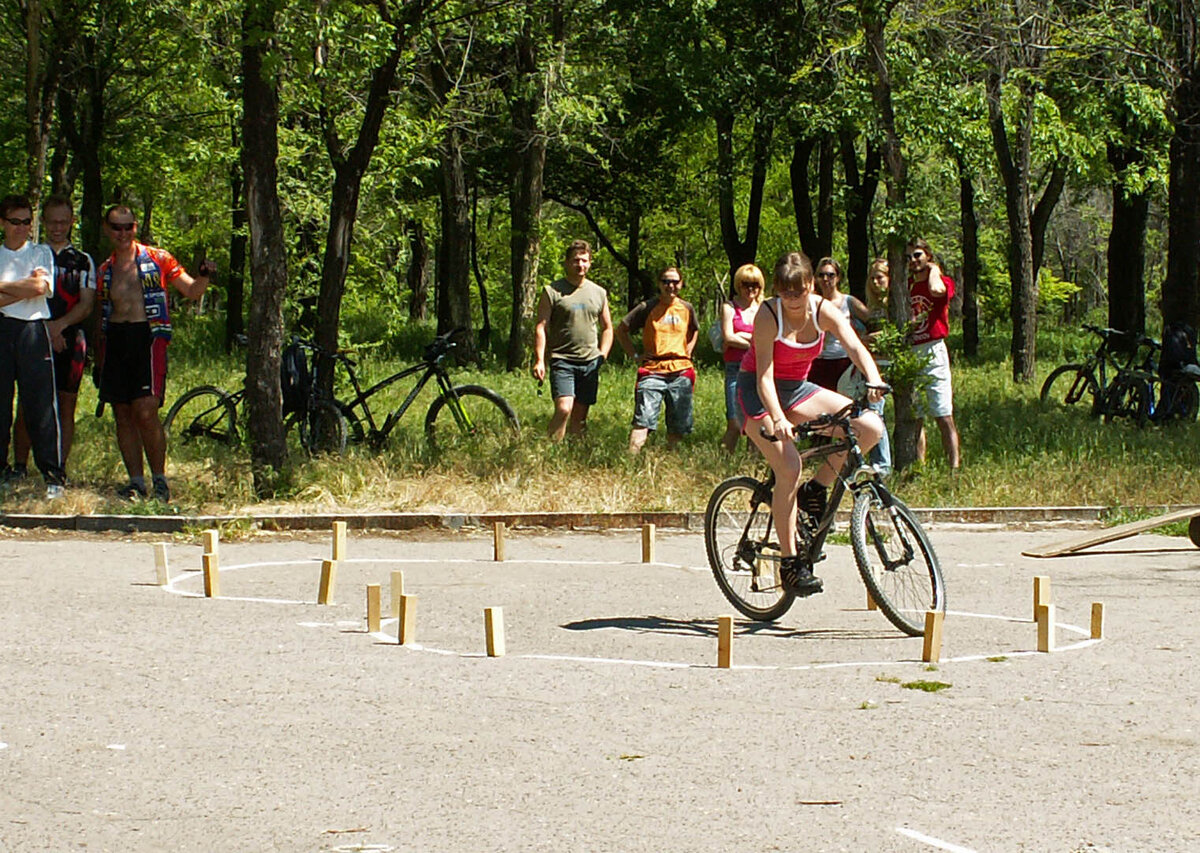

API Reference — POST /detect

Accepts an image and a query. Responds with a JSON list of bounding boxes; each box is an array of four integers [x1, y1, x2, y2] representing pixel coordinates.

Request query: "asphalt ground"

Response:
[[1, 523, 1198, 852]]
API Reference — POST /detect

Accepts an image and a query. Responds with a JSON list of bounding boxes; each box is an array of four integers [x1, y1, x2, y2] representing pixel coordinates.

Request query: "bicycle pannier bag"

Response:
[[280, 342, 311, 417]]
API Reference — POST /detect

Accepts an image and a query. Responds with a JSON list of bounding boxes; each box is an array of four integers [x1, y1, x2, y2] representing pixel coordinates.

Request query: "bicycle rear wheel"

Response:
[[850, 487, 945, 636], [1040, 365, 1100, 414], [164, 386, 238, 447], [1103, 376, 1151, 426], [424, 385, 520, 453], [291, 401, 348, 455], [704, 476, 794, 622]]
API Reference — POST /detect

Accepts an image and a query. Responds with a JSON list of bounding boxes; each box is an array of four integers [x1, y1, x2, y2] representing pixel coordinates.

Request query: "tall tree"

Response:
[[241, 0, 290, 486], [1164, 0, 1200, 328]]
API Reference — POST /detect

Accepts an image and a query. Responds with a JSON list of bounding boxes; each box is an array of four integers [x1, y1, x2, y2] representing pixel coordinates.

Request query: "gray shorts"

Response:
[[549, 356, 603, 406]]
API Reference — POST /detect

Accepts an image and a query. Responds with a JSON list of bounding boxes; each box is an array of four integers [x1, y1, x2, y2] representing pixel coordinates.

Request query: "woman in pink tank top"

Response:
[[735, 251, 886, 596], [719, 263, 764, 452]]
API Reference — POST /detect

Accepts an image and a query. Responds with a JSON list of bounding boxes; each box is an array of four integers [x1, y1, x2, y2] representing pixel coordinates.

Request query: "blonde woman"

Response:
[[809, 257, 870, 390], [718, 263, 764, 452], [737, 252, 885, 595]]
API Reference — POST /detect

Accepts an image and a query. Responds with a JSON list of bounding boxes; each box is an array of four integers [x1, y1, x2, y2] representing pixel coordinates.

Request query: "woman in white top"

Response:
[[719, 263, 764, 452], [808, 257, 870, 391]]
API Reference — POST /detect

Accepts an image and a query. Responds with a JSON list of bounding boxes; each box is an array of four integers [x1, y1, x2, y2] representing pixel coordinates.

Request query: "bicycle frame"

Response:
[[338, 355, 469, 440]]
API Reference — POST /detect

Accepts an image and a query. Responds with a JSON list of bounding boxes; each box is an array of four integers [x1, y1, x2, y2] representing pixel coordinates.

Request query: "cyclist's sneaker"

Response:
[[799, 479, 828, 525], [779, 556, 823, 597], [152, 476, 171, 502], [117, 481, 148, 500], [45, 484, 65, 501]]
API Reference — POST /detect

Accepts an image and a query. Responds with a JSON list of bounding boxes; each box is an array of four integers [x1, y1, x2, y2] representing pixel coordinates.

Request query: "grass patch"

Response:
[[875, 674, 901, 684], [901, 680, 952, 692], [8, 316, 1200, 516], [986, 655, 1009, 663], [858, 701, 877, 710]]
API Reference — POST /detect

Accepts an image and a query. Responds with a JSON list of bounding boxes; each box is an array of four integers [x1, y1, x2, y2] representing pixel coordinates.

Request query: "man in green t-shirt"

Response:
[[532, 240, 613, 441]]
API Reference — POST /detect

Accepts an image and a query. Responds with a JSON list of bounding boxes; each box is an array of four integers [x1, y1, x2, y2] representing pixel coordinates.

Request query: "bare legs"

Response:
[[916, 414, 961, 469], [548, 395, 589, 442], [112, 396, 167, 479]]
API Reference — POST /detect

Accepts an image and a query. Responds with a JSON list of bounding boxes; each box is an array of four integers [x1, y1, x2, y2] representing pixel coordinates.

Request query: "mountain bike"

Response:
[[164, 340, 348, 455], [704, 388, 945, 636], [318, 329, 520, 452], [1040, 324, 1141, 416]]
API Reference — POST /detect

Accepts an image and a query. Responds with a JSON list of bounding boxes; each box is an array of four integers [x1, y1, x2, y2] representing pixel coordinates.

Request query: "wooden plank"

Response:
[[493, 522, 506, 562], [318, 559, 338, 605], [717, 616, 733, 668], [398, 595, 417, 645], [642, 523, 656, 563], [484, 607, 505, 657], [331, 520, 347, 561], [153, 544, 169, 586], [922, 610, 944, 663], [1036, 604, 1056, 653], [202, 529, 219, 556], [1033, 576, 1051, 621], [866, 589, 878, 611], [202, 553, 220, 598], [390, 570, 404, 618], [1022, 507, 1200, 558], [366, 584, 381, 633], [1091, 602, 1105, 640]]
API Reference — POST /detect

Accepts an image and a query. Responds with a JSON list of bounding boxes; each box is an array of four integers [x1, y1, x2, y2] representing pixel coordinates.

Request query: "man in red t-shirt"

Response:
[[615, 266, 698, 453], [907, 238, 960, 469]]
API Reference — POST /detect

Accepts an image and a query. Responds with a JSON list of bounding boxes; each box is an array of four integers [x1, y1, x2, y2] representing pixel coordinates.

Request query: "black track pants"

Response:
[[0, 315, 64, 485]]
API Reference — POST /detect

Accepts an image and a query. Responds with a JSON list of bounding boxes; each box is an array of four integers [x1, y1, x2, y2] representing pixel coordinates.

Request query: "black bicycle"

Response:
[[704, 388, 945, 636], [321, 329, 520, 452], [164, 339, 348, 455], [1040, 324, 1142, 416]]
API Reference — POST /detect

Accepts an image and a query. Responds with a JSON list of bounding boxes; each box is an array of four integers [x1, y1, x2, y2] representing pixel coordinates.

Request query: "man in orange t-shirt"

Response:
[[615, 266, 699, 452]]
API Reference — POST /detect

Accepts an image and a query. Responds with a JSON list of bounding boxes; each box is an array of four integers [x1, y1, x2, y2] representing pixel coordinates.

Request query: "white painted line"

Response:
[[896, 826, 977, 852], [107, 744, 126, 750]]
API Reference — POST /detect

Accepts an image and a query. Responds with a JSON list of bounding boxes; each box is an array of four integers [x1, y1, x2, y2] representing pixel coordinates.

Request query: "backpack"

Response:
[[280, 341, 311, 417], [1156, 322, 1199, 419]]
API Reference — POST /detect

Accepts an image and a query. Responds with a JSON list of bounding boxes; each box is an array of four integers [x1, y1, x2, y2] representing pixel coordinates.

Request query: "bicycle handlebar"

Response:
[[759, 384, 891, 443]]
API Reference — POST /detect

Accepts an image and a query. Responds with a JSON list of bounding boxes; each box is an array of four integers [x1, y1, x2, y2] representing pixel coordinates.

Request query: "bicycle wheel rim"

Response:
[[164, 386, 238, 447], [704, 477, 794, 622], [851, 490, 944, 636], [425, 386, 520, 455]]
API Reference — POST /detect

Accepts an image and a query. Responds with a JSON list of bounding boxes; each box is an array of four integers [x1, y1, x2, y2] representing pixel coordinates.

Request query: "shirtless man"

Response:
[[96, 205, 213, 501]]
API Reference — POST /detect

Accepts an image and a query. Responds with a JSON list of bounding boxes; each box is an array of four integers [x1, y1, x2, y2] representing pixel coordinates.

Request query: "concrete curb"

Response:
[[0, 505, 1182, 535]]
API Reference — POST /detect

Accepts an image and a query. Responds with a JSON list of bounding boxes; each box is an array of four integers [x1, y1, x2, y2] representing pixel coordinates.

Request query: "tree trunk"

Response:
[[435, 128, 474, 344], [241, 0, 289, 486], [862, 1, 920, 473], [226, 118, 247, 351], [407, 219, 430, 321], [471, 183, 491, 349], [58, 45, 105, 262], [24, 0, 60, 223], [626, 205, 644, 312], [789, 131, 835, 262], [957, 156, 980, 357], [1106, 142, 1149, 335], [716, 110, 772, 278], [1164, 2, 1200, 329], [988, 70, 1038, 382], [841, 131, 881, 302]]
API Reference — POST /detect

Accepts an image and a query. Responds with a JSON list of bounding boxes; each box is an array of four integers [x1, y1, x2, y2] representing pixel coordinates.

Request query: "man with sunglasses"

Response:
[[906, 237, 961, 469], [615, 266, 698, 452], [0, 194, 66, 499], [95, 205, 214, 501]]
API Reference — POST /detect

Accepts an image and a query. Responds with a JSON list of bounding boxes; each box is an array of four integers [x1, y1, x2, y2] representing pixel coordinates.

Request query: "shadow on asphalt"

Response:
[[561, 615, 901, 642]]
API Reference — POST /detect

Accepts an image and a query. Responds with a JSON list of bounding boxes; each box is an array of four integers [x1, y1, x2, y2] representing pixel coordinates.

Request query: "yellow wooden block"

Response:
[[922, 610, 944, 663], [717, 615, 733, 668], [366, 584, 382, 633], [642, 523, 656, 563], [318, 559, 338, 605], [202, 529, 219, 556], [1037, 603, 1056, 653], [153, 544, 169, 586], [493, 522, 506, 562], [1090, 602, 1105, 640], [202, 553, 220, 598], [399, 594, 417, 645], [866, 589, 878, 611], [390, 570, 404, 618], [332, 520, 347, 561], [1033, 575, 1051, 620], [485, 607, 505, 657]]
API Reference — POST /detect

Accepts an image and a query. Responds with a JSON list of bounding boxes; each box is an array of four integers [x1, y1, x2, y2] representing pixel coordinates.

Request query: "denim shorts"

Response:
[[723, 361, 743, 425], [549, 356, 603, 405], [633, 371, 694, 434], [914, 339, 954, 418], [736, 370, 820, 424]]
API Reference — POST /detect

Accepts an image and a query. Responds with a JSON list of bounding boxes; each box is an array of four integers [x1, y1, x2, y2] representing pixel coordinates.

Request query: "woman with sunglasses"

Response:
[[737, 252, 885, 595], [718, 263, 765, 452], [808, 257, 870, 391]]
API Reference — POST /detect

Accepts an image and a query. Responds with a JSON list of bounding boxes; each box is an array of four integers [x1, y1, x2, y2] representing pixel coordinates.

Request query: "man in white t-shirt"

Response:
[[0, 194, 65, 498]]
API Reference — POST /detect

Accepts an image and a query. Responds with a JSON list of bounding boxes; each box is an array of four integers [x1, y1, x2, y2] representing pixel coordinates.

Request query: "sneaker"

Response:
[[117, 481, 148, 500], [152, 478, 171, 502], [45, 484, 65, 501], [779, 555, 823, 597]]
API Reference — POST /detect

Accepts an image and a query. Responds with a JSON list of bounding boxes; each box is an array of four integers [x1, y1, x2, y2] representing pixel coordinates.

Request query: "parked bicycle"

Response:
[[704, 388, 945, 636], [316, 329, 521, 452], [164, 338, 348, 455], [1040, 324, 1143, 416]]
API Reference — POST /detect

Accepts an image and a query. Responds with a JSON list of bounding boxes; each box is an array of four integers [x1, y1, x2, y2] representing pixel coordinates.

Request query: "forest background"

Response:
[[1, 0, 1198, 512]]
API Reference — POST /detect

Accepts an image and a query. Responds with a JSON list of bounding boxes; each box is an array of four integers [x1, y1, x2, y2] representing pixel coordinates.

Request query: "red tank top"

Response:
[[739, 297, 825, 380]]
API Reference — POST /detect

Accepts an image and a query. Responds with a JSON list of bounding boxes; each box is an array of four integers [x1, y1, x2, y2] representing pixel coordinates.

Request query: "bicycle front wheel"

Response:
[[1040, 365, 1100, 414], [424, 385, 520, 453], [294, 402, 348, 456], [164, 386, 238, 447], [704, 476, 794, 622], [850, 488, 945, 636]]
